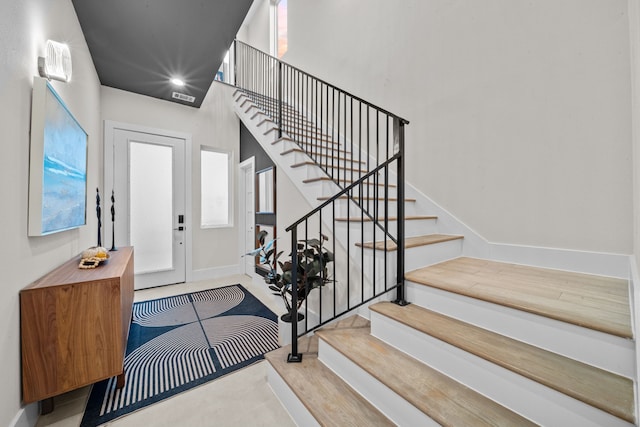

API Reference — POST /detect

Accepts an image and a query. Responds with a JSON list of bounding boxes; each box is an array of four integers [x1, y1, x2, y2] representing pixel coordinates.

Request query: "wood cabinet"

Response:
[[20, 247, 134, 404]]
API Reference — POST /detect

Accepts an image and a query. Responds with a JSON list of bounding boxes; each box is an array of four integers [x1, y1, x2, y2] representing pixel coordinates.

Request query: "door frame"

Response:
[[238, 157, 256, 277], [104, 120, 193, 284]]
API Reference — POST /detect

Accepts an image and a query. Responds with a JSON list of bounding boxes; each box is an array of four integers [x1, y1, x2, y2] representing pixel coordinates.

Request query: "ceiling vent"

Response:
[[172, 92, 196, 103]]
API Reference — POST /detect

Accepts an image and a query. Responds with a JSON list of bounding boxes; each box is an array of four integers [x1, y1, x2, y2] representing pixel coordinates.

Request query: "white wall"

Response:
[[627, 0, 640, 415], [100, 83, 241, 272], [630, 0, 640, 271], [241, 0, 633, 255], [237, 0, 271, 54], [0, 0, 102, 425]]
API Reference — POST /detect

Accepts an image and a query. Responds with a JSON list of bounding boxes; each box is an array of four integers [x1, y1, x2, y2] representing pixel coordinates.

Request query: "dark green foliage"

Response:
[[248, 231, 334, 313]]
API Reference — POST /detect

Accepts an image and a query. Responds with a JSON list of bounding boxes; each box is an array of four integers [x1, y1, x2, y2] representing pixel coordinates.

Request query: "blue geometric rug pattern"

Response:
[[80, 284, 278, 427]]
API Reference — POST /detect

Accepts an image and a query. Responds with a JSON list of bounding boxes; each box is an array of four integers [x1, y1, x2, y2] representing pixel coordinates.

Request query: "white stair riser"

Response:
[[272, 129, 346, 149], [356, 238, 463, 278], [334, 218, 438, 242], [370, 312, 632, 427], [266, 364, 321, 427], [284, 151, 365, 170], [317, 339, 440, 427], [300, 163, 378, 183], [300, 179, 343, 198], [271, 138, 301, 152], [279, 143, 355, 158], [404, 281, 636, 379], [307, 179, 399, 196], [325, 196, 418, 218], [405, 238, 463, 272], [360, 252, 398, 293], [242, 105, 270, 126]]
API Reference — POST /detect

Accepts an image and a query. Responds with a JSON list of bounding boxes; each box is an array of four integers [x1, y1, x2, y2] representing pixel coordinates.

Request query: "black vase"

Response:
[[280, 312, 305, 323]]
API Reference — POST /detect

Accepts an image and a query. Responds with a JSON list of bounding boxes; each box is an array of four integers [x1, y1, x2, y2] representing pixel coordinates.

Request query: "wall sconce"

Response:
[[38, 40, 72, 82]]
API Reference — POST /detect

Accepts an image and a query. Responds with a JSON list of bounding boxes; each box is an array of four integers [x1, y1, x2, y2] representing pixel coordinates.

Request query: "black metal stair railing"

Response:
[[233, 40, 409, 362]]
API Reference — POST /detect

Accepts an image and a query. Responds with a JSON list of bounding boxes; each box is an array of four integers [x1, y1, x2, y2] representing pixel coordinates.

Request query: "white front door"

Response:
[[105, 124, 187, 289]]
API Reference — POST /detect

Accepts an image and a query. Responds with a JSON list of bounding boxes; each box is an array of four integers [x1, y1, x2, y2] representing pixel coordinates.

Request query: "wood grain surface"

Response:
[[405, 257, 631, 337], [21, 247, 134, 403]]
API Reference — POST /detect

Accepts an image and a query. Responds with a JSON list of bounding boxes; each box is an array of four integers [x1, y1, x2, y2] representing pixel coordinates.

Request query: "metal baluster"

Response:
[[278, 62, 282, 139]]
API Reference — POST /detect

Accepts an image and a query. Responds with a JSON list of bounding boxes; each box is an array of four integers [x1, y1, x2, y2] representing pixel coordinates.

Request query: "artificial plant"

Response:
[[248, 230, 334, 320]]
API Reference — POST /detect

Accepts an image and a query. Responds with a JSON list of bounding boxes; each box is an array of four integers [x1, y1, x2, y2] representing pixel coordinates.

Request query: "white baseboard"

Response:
[[190, 264, 241, 282], [488, 244, 631, 279], [9, 403, 38, 427]]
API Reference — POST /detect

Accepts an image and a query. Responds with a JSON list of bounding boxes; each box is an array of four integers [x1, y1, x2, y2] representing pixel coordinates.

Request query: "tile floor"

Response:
[[36, 274, 296, 427]]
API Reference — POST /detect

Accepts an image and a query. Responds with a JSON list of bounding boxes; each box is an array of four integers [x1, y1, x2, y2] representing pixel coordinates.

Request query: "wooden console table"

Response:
[[20, 247, 134, 408]]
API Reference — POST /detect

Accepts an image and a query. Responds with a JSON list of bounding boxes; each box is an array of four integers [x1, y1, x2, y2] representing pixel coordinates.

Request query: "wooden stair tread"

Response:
[[281, 148, 365, 164], [405, 257, 632, 338], [265, 331, 394, 426], [356, 234, 463, 251], [283, 128, 340, 143], [272, 136, 296, 145], [282, 120, 328, 132], [291, 161, 366, 172], [283, 146, 353, 155], [283, 126, 333, 139], [317, 196, 416, 202], [370, 302, 634, 423], [316, 326, 536, 427], [336, 215, 437, 222], [266, 126, 334, 141], [302, 176, 397, 187], [245, 101, 299, 113], [251, 110, 314, 125]]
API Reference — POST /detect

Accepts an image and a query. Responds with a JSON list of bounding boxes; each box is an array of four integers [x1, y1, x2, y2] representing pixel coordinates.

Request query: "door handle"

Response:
[[173, 226, 185, 231]]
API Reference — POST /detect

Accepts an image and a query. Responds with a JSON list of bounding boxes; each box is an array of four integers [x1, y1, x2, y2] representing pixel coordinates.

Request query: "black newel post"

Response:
[[96, 188, 102, 247], [287, 226, 302, 363], [110, 190, 117, 251]]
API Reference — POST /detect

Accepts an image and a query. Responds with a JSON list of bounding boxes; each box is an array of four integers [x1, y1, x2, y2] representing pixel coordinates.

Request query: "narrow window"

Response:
[[200, 147, 233, 228], [274, 0, 288, 58]]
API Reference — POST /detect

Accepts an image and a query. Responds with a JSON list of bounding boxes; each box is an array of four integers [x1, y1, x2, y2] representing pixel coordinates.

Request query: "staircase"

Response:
[[231, 41, 636, 426]]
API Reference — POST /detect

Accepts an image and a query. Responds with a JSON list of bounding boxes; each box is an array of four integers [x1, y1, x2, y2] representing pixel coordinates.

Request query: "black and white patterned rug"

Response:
[[80, 284, 279, 427]]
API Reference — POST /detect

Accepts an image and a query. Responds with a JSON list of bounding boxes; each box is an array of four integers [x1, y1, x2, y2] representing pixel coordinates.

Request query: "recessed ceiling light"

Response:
[[170, 78, 185, 86]]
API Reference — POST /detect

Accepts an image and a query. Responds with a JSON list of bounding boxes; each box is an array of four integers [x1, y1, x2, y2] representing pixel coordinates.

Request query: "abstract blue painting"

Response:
[[29, 77, 87, 236], [41, 85, 87, 233]]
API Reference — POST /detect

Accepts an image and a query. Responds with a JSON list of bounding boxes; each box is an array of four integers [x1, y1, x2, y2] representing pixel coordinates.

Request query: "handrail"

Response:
[[235, 40, 410, 125], [233, 39, 408, 363]]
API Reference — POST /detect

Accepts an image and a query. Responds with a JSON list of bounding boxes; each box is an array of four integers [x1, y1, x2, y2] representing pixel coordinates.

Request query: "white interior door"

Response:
[[108, 127, 187, 289], [239, 159, 256, 276]]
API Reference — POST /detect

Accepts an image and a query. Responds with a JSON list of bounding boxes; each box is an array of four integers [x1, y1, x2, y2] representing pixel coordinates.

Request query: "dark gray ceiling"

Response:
[[72, 0, 253, 108]]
